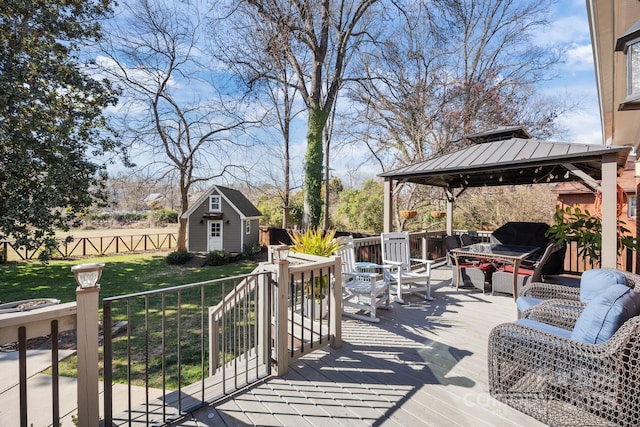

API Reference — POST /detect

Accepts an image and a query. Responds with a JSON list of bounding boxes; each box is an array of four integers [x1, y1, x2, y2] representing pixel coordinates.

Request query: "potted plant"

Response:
[[400, 209, 418, 220], [546, 204, 639, 266], [288, 228, 343, 319]]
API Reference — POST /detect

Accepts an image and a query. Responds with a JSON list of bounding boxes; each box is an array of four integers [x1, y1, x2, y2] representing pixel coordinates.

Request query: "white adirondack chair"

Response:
[[336, 236, 391, 322], [381, 232, 434, 303]]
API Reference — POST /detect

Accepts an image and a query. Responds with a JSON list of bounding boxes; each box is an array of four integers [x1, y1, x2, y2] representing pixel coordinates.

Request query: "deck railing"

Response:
[[101, 272, 279, 425], [100, 251, 341, 424], [2, 231, 635, 425], [0, 303, 78, 427], [0, 250, 342, 426], [349, 230, 491, 265], [272, 252, 342, 371]]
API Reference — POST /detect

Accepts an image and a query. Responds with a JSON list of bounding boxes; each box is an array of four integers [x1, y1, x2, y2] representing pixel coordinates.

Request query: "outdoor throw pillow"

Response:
[[579, 269, 627, 303], [571, 284, 640, 344]]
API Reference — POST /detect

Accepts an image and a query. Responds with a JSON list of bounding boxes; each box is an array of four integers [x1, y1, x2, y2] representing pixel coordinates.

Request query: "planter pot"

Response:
[[303, 296, 327, 320], [431, 211, 446, 218], [400, 210, 418, 219]]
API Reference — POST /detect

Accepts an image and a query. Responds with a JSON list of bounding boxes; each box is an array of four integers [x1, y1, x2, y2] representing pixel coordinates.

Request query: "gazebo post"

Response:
[[601, 152, 619, 268], [445, 191, 454, 236], [384, 179, 393, 233]]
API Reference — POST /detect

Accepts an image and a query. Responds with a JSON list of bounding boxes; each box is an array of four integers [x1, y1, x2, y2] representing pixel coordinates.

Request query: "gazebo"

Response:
[[378, 126, 631, 268]]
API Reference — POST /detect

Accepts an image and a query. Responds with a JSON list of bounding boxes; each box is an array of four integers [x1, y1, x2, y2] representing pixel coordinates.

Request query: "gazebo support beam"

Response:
[[561, 163, 601, 192], [601, 153, 618, 268], [384, 179, 393, 233]]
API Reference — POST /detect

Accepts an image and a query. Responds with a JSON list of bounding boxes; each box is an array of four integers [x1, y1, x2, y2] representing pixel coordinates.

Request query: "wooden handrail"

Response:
[[0, 302, 77, 344]]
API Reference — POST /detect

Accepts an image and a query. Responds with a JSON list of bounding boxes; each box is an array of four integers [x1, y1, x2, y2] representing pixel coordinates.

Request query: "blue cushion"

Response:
[[516, 296, 543, 313], [579, 269, 627, 303], [515, 318, 573, 340], [571, 284, 640, 344]]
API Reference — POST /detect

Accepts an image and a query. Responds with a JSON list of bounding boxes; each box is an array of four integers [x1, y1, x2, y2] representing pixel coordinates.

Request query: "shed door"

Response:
[[207, 220, 223, 251]]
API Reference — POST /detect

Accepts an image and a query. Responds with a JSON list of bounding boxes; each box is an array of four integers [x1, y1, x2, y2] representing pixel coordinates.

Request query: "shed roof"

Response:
[[217, 186, 263, 218], [379, 137, 631, 189], [180, 185, 262, 219]]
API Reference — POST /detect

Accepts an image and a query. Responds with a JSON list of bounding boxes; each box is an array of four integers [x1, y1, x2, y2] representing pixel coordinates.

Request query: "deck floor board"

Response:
[[173, 267, 546, 426]]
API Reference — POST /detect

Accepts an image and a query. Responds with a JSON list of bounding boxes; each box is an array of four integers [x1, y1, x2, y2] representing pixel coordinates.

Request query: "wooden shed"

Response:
[[181, 185, 262, 253]]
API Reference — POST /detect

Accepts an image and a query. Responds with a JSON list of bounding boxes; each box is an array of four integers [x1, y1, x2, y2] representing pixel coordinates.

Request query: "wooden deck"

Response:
[[171, 266, 546, 426]]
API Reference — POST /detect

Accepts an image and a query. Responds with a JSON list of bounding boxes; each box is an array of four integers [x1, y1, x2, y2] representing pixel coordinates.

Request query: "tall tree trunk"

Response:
[[282, 146, 290, 228], [177, 187, 189, 251], [282, 99, 291, 229], [323, 125, 331, 230], [304, 106, 329, 228], [177, 217, 188, 252]]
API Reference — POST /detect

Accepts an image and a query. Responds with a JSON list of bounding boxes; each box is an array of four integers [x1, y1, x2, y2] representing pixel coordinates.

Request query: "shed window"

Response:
[[245, 220, 251, 235], [209, 195, 221, 212]]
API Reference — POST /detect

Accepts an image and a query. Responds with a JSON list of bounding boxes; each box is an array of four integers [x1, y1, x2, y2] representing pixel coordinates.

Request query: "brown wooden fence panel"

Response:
[[0, 233, 177, 261]]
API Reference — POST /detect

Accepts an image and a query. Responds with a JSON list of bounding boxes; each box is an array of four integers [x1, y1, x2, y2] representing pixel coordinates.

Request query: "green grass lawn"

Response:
[[2, 253, 260, 390], [0, 253, 258, 304]]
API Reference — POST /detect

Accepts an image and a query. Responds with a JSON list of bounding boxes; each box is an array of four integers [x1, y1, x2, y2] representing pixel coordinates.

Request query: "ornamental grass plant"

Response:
[[288, 228, 343, 302]]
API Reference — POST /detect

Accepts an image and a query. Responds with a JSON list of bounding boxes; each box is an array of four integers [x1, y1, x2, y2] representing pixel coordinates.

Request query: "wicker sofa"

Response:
[[489, 270, 640, 426]]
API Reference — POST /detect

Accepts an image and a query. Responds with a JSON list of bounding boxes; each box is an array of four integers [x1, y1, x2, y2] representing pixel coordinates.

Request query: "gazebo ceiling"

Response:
[[379, 137, 631, 190]]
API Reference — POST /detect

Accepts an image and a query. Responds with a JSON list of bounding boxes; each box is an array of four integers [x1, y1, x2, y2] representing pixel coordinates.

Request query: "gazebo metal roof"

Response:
[[379, 137, 631, 190]]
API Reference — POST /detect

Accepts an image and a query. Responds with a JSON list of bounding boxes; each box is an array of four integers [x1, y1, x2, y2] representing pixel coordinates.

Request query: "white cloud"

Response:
[[565, 43, 594, 71], [556, 109, 603, 145], [535, 15, 590, 46]]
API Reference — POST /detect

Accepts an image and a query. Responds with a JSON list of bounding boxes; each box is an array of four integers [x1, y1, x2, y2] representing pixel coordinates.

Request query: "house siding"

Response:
[[187, 198, 210, 252], [223, 198, 242, 252], [244, 219, 260, 250], [553, 160, 637, 272]]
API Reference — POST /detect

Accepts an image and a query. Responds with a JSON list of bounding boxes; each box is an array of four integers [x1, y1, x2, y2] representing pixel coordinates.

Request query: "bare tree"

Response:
[[228, 0, 384, 228], [99, 0, 257, 250], [213, 8, 305, 229], [106, 173, 181, 212], [347, 0, 569, 229]]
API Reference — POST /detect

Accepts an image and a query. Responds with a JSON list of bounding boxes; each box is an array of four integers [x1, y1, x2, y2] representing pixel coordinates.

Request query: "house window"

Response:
[[616, 20, 640, 109], [209, 195, 221, 212], [629, 42, 640, 96], [245, 220, 251, 235], [629, 196, 637, 218]]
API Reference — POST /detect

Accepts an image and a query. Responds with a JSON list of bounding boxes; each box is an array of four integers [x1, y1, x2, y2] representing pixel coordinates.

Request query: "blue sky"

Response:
[[306, 0, 604, 186], [543, 0, 600, 145], [101, 0, 603, 188]]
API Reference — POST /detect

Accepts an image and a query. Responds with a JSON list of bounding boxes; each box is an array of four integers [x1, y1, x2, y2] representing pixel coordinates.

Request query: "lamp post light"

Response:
[[274, 245, 290, 262], [71, 263, 103, 427], [71, 263, 104, 289]]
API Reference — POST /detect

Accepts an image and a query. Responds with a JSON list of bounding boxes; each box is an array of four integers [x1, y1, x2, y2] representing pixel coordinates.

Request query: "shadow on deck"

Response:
[[169, 266, 545, 427]]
